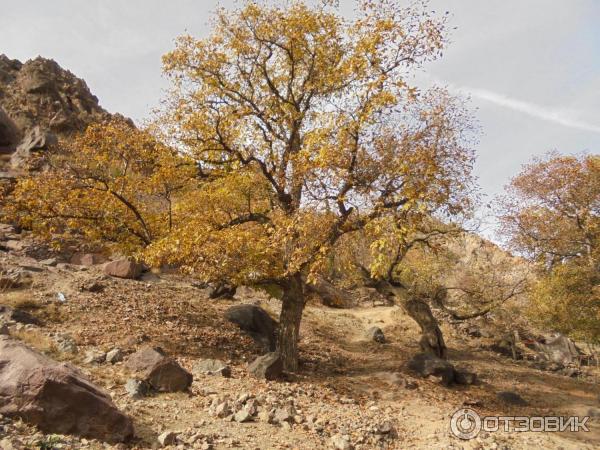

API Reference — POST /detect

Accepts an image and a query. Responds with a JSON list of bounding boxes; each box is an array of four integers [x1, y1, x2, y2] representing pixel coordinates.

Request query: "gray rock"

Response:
[[455, 370, 478, 385], [215, 402, 231, 418], [407, 353, 456, 386], [83, 349, 106, 364], [158, 431, 178, 447], [366, 326, 385, 343], [193, 359, 231, 378], [273, 405, 295, 424], [0, 305, 40, 326], [330, 434, 353, 450], [225, 304, 278, 352], [106, 348, 124, 364], [534, 333, 581, 366], [124, 378, 149, 399], [54, 334, 78, 354], [39, 258, 57, 266], [248, 352, 283, 380], [234, 409, 253, 423]]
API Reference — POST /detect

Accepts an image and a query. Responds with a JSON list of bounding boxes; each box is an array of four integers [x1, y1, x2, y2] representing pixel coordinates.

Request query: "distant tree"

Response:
[[10, 120, 197, 254], [152, 0, 476, 371], [499, 152, 599, 268], [499, 152, 600, 342]]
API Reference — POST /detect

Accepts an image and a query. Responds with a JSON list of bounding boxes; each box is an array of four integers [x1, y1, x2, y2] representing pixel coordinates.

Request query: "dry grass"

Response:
[[11, 328, 58, 356]]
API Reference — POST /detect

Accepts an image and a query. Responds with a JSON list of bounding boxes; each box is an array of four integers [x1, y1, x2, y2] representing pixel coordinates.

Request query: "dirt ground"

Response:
[[1, 253, 599, 449]]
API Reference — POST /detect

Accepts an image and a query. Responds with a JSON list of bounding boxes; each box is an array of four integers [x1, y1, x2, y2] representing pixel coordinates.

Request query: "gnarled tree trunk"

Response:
[[277, 273, 305, 371], [373, 280, 447, 359]]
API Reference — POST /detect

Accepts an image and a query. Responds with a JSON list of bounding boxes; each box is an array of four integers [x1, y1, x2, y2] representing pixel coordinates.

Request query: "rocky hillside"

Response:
[[0, 55, 118, 177], [0, 55, 109, 137]]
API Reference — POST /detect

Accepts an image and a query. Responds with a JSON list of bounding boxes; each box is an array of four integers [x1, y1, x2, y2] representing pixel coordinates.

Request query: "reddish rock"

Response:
[[103, 259, 142, 279], [125, 346, 192, 392], [70, 252, 107, 266], [0, 336, 133, 442]]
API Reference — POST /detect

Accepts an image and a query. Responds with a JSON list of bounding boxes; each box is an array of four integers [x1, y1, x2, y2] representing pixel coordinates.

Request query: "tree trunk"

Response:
[[373, 280, 447, 359], [277, 273, 305, 372], [403, 298, 447, 359]]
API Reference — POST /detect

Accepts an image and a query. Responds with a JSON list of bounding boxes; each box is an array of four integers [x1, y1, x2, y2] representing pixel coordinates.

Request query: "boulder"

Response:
[[193, 359, 231, 378], [105, 348, 124, 364], [70, 253, 107, 266], [104, 259, 143, 280], [248, 352, 283, 380], [125, 346, 192, 392], [534, 333, 581, 366], [225, 304, 278, 352], [0, 336, 133, 442], [0, 305, 40, 326], [124, 378, 149, 399], [208, 282, 237, 299], [366, 326, 385, 343], [407, 353, 456, 386]]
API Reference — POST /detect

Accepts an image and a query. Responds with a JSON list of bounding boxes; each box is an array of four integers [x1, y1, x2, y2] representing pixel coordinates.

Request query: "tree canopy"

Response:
[[147, 0, 475, 370]]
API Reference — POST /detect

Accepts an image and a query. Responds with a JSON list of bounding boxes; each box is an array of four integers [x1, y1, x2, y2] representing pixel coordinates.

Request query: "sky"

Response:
[[1, 0, 599, 235]]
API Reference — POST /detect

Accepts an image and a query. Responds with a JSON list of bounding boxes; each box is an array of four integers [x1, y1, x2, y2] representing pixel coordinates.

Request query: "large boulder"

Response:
[[70, 252, 107, 266], [0, 336, 133, 442], [104, 259, 143, 279], [125, 346, 192, 392], [225, 304, 278, 352], [534, 333, 581, 366]]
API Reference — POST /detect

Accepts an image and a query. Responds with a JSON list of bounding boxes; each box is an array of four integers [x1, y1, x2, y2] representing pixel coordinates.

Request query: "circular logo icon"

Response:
[[450, 408, 482, 440]]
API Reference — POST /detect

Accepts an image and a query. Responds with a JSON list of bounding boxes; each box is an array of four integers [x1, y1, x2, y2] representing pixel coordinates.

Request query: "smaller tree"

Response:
[[9, 120, 197, 254], [498, 152, 599, 342]]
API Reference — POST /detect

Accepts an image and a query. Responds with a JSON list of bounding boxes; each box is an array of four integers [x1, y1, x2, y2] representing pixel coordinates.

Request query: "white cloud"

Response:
[[452, 85, 600, 134]]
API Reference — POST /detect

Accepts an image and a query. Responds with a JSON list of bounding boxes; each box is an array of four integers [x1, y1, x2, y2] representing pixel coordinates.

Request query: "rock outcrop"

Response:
[[0, 336, 133, 442], [0, 55, 109, 136]]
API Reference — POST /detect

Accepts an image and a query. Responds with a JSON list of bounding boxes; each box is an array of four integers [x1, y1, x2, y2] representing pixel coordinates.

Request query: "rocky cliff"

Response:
[[0, 55, 115, 176]]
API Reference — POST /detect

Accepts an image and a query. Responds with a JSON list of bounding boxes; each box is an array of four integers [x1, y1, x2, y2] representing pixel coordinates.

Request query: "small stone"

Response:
[[83, 349, 106, 364], [273, 405, 295, 424], [234, 409, 253, 423], [366, 326, 385, 343], [158, 431, 178, 447], [330, 434, 353, 450], [215, 402, 231, 418], [194, 359, 231, 378], [106, 348, 124, 364], [39, 258, 57, 266], [125, 378, 149, 399], [257, 410, 273, 424]]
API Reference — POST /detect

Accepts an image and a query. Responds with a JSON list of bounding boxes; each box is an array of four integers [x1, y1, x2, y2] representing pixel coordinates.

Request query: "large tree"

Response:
[[149, 0, 475, 370], [498, 152, 599, 342]]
